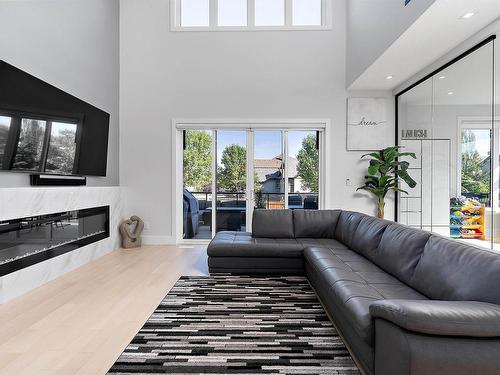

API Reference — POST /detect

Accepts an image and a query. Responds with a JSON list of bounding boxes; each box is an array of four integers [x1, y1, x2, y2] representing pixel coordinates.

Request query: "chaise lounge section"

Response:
[[207, 209, 500, 375]]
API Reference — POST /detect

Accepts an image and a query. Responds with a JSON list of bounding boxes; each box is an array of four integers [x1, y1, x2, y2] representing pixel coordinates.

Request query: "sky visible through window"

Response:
[[218, 0, 247, 26], [463, 129, 490, 158], [255, 0, 284, 26], [180, 0, 322, 27]]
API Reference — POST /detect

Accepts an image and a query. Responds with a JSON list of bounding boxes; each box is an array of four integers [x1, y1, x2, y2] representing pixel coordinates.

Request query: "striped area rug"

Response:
[[108, 275, 360, 374]]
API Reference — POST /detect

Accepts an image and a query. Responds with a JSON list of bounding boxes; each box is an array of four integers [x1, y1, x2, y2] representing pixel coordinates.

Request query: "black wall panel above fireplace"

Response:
[[0, 60, 110, 176]]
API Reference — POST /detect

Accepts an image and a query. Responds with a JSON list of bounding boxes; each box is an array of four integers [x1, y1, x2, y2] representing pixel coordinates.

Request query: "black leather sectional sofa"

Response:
[[207, 209, 500, 375]]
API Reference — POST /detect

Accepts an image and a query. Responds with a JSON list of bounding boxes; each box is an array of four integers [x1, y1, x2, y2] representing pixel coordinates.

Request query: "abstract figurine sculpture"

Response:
[[119, 215, 144, 249]]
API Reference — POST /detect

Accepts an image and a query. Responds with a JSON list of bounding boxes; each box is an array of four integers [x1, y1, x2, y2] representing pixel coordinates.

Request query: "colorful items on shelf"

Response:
[[450, 197, 485, 240]]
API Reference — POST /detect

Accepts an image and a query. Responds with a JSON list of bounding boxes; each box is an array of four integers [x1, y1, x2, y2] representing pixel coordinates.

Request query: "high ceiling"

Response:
[[400, 43, 494, 106], [349, 0, 500, 92]]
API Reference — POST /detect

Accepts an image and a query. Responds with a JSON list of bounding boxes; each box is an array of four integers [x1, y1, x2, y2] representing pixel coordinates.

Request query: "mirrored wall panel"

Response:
[[397, 39, 498, 250]]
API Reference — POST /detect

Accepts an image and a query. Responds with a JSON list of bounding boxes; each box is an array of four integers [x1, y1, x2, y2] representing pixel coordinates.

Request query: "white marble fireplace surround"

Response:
[[0, 186, 123, 303]]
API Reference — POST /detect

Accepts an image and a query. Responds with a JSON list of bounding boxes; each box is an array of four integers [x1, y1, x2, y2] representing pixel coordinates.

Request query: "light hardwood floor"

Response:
[[0, 245, 209, 375]]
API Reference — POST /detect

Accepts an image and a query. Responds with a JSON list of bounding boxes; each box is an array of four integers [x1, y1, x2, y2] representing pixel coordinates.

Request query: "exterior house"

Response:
[[254, 155, 305, 194]]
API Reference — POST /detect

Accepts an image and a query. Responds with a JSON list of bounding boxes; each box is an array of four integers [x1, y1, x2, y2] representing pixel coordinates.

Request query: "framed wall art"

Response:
[[346, 97, 392, 151]]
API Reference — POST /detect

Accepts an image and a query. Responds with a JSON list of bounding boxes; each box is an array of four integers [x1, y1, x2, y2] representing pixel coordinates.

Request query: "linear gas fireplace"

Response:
[[0, 206, 109, 276]]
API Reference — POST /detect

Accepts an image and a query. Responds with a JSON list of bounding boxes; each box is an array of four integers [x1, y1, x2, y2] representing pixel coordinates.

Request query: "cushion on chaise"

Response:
[[252, 209, 294, 238]]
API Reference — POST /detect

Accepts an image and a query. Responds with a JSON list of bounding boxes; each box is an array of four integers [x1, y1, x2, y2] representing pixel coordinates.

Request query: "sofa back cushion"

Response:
[[411, 235, 500, 304], [334, 211, 364, 247], [349, 215, 391, 258], [293, 210, 341, 238], [252, 209, 294, 238], [335, 211, 390, 256], [372, 223, 431, 285]]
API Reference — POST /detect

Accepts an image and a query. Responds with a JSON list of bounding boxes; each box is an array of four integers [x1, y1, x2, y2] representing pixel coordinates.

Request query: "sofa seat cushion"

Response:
[[207, 231, 304, 258], [305, 246, 428, 345], [208, 233, 349, 258], [296, 238, 349, 249]]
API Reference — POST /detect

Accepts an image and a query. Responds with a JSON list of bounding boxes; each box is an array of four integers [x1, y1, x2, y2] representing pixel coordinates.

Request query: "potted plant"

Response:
[[357, 146, 417, 219]]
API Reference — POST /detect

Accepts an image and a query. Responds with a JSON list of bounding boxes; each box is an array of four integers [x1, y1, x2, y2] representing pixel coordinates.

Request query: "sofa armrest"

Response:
[[370, 299, 500, 337]]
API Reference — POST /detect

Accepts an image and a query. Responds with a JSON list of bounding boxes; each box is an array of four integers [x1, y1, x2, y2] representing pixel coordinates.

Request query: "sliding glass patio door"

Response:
[[181, 127, 322, 241], [182, 129, 213, 240], [215, 130, 247, 233], [253, 131, 285, 210]]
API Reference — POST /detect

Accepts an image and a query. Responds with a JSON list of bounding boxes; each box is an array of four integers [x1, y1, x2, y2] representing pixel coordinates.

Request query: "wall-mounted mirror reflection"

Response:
[[398, 40, 497, 251]]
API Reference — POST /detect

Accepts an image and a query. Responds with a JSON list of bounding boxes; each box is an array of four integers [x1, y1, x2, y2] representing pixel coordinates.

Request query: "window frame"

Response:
[[457, 116, 500, 208], [171, 0, 332, 32], [0, 109, 82, 175]]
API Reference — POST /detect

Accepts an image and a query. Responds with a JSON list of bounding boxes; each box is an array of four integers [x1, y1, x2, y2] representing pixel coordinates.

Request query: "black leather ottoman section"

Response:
[[209, 255, 304, 275], [209, 267, 304, 275], [306, 261, 375, 375], [207, 231, 304, 258], [208, 256, 304, 270]]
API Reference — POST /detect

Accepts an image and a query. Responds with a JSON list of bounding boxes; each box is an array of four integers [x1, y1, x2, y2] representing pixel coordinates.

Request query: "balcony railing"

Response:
[[184, 190, 319, 239], [189, 191, 319, 210]]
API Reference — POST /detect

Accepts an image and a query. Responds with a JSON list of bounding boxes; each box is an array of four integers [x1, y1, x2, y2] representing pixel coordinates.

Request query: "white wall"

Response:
[[120, 0, 395, 243], [0, 0, 120, 187], [347, 0, 436, 87]]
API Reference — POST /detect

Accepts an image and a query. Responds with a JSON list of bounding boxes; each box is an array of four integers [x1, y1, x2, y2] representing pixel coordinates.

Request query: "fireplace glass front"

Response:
[[0, 206, 109, 276]]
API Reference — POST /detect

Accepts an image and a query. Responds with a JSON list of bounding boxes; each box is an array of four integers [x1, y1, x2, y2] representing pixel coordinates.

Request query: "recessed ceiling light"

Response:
[[461, 12, 475, 19], [385, 75, 393, 80], [438, 76, 446, 80], [447, 91, 454, 95]]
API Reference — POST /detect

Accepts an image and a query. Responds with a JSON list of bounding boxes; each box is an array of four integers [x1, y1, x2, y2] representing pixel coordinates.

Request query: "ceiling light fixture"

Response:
[[438, 76, 446, 80], [447, 91, 454, 95], [461, 12, 475, 19], [385, 75, 393, 80]]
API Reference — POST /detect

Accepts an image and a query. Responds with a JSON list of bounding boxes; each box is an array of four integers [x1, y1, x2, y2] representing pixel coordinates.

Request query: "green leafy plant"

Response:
[[357, 146, 417, 219]]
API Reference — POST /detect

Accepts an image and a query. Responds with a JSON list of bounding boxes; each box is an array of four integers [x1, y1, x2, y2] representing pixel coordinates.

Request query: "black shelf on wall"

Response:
[[30, 174, 87, 186]]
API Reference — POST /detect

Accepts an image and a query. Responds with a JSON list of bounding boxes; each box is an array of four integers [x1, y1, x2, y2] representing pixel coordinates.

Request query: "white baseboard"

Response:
[[142, 235, 176, 245]]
